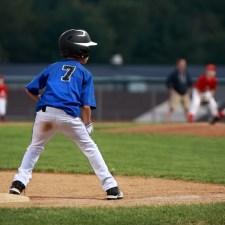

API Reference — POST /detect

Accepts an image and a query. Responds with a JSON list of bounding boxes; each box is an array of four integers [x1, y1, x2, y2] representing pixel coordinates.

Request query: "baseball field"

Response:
[[0, 122, 225, 224]]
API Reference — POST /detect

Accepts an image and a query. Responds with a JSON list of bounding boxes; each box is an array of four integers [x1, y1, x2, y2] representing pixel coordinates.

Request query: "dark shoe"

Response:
[[106, 186, 123, 200], [210, 111, 224, 125], [210, 116, 220, 125], [9, 180, 25, 195]]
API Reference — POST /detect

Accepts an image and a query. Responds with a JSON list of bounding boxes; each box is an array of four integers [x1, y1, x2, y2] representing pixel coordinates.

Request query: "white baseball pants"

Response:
[[0, 98, 6, 115], [13, 107, 117, 191], [189, 88, 218, 116]]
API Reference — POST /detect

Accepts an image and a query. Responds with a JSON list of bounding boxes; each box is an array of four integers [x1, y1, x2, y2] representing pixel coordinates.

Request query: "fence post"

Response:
[[151, 86, 157, 122]]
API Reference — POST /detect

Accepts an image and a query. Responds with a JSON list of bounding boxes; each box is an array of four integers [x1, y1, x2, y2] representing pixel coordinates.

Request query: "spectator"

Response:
[[166, 58, 192, 121], [0, 75, 8, 121]]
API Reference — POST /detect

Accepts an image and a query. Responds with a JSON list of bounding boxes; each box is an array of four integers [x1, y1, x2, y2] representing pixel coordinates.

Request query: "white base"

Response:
[[0, 193, 30, 203]]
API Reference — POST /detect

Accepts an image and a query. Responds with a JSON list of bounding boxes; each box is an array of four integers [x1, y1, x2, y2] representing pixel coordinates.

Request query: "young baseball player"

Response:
[[188, 64, 220, 122], [9, 29, 123, 200], [0, 75, 8, 121]]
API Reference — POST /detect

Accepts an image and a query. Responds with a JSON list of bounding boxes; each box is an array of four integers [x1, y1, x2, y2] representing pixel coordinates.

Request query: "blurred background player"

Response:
[[165, 58, 192, 121], [0, 75, 8, 121], [188, 64, 221, 122]]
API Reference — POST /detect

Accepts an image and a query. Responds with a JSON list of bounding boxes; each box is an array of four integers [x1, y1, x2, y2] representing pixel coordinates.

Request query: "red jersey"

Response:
[[0, 84, 8, 98], [194, 75, 217, 93]]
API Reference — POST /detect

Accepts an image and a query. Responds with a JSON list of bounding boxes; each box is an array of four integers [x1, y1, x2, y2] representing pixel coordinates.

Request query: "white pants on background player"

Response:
[[189, 88, 218, 117], [0, 98, 6, 116], [13, 107, 118, 191]]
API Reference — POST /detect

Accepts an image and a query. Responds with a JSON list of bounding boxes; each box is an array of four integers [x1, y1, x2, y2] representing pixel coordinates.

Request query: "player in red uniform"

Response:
[[0, 75, 8, 121], [188, 64, 220, 122]]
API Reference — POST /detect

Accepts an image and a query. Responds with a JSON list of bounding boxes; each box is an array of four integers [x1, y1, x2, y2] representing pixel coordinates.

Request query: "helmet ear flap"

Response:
[[59, 29, 97, 58], [80, 47, 91, 58]]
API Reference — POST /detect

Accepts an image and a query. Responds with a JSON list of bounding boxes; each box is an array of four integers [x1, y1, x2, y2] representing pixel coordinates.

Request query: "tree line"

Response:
[[0, 0, 225, 64]]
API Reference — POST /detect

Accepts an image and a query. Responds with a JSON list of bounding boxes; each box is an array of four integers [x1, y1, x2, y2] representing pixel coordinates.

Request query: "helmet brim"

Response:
[[75, 41, 97, 47]]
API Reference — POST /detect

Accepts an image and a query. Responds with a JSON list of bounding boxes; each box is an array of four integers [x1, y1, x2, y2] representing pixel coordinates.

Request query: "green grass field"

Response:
[[0, 203, 225, 225], [0, 123, 225, 225]]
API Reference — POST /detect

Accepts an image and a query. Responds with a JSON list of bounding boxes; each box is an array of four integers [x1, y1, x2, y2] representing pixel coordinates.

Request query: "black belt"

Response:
[[41, 106, 46, 112]]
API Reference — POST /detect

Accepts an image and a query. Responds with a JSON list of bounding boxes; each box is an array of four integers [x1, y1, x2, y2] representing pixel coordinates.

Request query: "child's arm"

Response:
[[81, 105, 93, 134], [81, 105, 92, 125]]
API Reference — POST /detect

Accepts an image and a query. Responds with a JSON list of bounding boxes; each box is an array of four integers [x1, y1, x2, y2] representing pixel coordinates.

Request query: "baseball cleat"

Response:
[[106, 186, 123, 200], [187, 113, 194, 123], [209, 116, 220, 125], [9, 180, 25, 195], [210, 111, 224, 125]]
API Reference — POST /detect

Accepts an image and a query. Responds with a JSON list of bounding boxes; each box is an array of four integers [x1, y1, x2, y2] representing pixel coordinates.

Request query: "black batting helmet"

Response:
[[59, 29, 97, 58]]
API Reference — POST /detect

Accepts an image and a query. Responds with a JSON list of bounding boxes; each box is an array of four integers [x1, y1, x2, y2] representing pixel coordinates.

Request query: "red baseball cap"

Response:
[[206, 64, 216, 71]]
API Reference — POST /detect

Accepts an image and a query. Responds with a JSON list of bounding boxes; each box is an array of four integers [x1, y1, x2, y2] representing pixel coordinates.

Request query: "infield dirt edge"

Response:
[[0, 171, 225, 208]]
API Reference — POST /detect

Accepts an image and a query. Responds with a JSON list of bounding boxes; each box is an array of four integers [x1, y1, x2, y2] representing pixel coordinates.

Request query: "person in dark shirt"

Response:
[[166, 59, 193, 121]]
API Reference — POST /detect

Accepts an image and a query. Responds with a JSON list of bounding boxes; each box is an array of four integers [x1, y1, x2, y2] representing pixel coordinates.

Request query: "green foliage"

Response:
[[0, 123, 225, 184], [0, 203, 225, 225], [0, 0, 225, 63]]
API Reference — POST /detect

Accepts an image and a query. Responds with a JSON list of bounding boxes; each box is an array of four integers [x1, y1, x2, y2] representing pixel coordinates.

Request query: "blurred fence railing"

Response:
[[4, 75, 225, 121]]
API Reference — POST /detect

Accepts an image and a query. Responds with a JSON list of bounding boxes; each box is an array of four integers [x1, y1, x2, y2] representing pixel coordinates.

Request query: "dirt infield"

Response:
[[105, 122, 225, 137], [0, 122, 225, 208], [0, 171, 225, 208], [1, 121, 225, 137]]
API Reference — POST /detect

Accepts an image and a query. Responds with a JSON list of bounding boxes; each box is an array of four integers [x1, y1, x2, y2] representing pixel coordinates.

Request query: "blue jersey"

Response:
[[25, 59, 96, 117]]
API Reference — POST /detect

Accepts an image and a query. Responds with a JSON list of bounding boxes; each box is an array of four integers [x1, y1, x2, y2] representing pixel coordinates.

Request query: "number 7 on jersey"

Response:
[[61, 65, 76, 82]]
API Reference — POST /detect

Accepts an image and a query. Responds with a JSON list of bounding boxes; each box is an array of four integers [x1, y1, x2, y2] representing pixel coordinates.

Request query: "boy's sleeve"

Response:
[[194, 76, 202, 90], [25, 67, 49, 95], [80, 73, 96, 109]]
